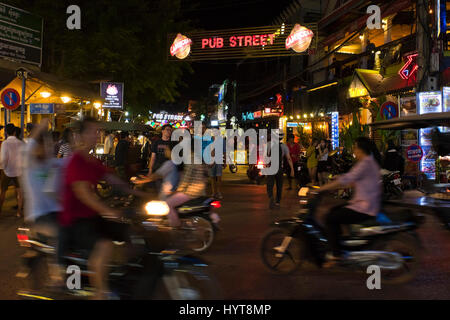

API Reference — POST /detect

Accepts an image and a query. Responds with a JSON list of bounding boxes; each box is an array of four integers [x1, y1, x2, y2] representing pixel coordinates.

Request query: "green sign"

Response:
[[0, 2, 42, 65]]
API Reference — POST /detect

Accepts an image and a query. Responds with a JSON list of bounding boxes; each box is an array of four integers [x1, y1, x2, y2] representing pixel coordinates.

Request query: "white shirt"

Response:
[[21, 138, 64, 222], [0, 136, 24, 177], [104, 134, 114, 155]]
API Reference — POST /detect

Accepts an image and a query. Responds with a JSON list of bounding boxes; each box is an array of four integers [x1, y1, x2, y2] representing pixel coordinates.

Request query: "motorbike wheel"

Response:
[[181, 216, 215, 253], [372, 233, 421, 285], [229, 164, 237, 173], [260, 228, 305, 274]]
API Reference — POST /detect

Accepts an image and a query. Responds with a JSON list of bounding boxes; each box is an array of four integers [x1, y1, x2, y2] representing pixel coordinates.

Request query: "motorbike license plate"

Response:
[[297, 166, 302, 171], [393, 179, 401, 185]]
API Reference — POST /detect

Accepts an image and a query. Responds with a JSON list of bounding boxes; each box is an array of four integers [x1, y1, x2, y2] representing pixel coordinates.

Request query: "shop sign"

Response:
[[406, 144, 423, 162], [100, 82, 123, 109], [285, 24, 314, 53], [398, 53, 418, 80], [253, 111, 262, 118], [242, 112, 254, 121], [417, 91, 442, 114], [30, 103, 53, 114], [286, 122, 307, 127], [54, 103, 65, 114], [331, 111, 339, 150], [170, 33, 192, 59]]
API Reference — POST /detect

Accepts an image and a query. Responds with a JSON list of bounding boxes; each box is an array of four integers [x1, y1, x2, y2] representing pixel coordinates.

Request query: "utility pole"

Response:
[[416, 0, 431, 92]]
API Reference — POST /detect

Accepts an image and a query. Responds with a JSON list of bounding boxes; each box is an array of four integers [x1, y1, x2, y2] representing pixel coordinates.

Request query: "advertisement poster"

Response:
[[417, 91, 442, 114], [400, 95, 417, 116], [100, 82, 123, 109], [444, 87, 450, 112]]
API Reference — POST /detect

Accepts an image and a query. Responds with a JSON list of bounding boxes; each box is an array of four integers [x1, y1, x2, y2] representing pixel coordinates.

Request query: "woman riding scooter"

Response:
[[319, 137, 382, 267]]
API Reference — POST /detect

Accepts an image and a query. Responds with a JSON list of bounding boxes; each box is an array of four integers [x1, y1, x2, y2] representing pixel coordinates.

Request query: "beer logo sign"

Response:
[[285, 24, 314, 53], [170, 33, 192, 59]]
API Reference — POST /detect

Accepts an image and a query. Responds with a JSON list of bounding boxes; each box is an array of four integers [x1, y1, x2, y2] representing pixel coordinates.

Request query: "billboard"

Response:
[[100, 82, 124, 109], [0, 3, 43, 66]]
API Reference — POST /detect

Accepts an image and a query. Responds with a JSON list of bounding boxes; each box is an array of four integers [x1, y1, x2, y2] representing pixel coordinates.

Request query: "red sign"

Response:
[[253, 111, 262, 118], [1, 88, 20, 110], [380, 101, 399, 120], [398, 53, 418, 80], [170, 34, 192, 59], [406, 144, 423, 162], [285, 24, 314, 53]]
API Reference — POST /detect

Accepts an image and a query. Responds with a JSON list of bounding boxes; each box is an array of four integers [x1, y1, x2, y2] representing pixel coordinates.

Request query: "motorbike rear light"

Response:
[[17, 234, 29, 242], [211, 201, 221, 209], [257, 160, 264, 169]]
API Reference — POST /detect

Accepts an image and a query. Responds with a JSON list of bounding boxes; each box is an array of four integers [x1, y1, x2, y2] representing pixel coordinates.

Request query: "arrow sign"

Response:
[[398, 53, 418, 80]]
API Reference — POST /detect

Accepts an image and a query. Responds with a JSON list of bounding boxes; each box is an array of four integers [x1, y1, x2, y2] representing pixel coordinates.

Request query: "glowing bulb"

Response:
[[296, 115, 300, 119], [303, 114, 307, 118], [310, 113, 314, 117], [94, 102, 102, 109], [40, 91, 51, 98], [61, 96, 72, 103]]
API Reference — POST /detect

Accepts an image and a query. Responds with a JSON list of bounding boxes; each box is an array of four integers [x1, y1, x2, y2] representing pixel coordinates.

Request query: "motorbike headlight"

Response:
[[144, 201, 169, 216]]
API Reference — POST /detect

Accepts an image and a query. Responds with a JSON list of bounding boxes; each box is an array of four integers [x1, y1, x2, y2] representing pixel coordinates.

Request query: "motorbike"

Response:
[[381, 169, 403, 200], [260, 187, 425, 284], [247, 159, 265, 185], [15, 202, 222, 300]]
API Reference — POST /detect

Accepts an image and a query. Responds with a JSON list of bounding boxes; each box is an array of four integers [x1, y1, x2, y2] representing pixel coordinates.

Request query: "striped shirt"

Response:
[[58, 143, 72, 158], [176, 164, 208, 198]]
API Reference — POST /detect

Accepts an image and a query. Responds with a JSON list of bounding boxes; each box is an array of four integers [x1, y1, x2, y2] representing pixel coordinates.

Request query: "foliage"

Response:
[[11, 0, 193, 114], [339, 112, 369, 153]]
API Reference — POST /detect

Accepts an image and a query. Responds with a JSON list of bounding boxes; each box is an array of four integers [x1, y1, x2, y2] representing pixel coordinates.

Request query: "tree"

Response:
[[11, 0, 193, 114]]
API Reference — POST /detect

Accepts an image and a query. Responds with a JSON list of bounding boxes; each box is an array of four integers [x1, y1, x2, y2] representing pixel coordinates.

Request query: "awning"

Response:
[[369, 112, 450, 130], [65, 121, 153, 132], [0, 70, 103, 106], [347, 68, 416, 98]]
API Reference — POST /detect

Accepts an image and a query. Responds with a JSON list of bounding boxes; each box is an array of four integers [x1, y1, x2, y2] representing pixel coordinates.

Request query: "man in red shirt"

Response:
[[61, 117, 148, 299], [286, 134, 301, 190]]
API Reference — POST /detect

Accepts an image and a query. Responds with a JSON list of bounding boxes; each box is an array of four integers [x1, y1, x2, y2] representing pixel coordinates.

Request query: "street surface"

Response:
[[0, 167, 449, 299]]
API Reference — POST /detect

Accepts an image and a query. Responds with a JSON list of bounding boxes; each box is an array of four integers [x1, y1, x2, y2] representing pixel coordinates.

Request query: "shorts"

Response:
[[317, 161, 329, 173], [209, 164, 223, 177], [1, 173, 20, 192], [66, 216, 129, 254]]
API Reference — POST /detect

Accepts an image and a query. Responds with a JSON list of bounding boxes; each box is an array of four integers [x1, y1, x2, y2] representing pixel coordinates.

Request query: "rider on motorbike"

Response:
[[60, 117, 149, 299], [318, 137, 382, 266]]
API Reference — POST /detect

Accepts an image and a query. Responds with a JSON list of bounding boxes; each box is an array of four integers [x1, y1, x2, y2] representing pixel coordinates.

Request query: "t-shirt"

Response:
[[287, 143, 301, 163], [115, 139, 129, 167], [60, 151, 110, 227], [21, 138, 64, 222], [58, 142, 72, 158], [151, 139, 172, 171]]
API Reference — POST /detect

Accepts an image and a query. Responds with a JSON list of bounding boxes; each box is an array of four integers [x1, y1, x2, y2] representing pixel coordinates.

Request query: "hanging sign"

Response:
[[100, 82, 123, 109], [285, 24, 314, 53], [398, 53, 418, 80], [170, 33, 192, 59]]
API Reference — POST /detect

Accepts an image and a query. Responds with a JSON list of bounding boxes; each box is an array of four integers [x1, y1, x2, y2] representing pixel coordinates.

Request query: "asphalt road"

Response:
[[0, 167, 449, 299]]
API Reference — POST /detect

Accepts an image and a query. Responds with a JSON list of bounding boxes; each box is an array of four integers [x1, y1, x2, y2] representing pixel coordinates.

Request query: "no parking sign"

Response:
[[1, 88, 21, 110], [380, 101, 399, 120]]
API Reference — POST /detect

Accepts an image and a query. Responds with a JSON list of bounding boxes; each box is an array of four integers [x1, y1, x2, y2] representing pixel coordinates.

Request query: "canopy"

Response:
[[369, 112, 450, 130], [64, 121, 153, 132]]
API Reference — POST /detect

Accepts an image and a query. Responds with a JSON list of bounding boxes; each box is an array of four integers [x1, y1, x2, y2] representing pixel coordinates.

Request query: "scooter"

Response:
[[260, 187, 425, 284], [16, 203, 222, 300], [247, 159, 265, 185]]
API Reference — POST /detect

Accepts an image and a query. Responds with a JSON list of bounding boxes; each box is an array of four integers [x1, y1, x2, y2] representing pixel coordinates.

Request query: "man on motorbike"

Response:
[[60, 117, 149, 299], [319, 137, 382, 266]]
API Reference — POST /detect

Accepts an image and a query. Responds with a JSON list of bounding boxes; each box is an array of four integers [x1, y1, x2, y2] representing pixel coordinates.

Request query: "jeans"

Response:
[[325, 206, 372, 256], [267, 170, 284, 203]]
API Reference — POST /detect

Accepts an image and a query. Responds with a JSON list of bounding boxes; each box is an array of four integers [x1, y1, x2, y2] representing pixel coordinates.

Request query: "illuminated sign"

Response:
[[170, 33, 192, 59], [153, 113, 187, 121], [168, 24, 318, 61], [253, 111, 262, 118], [398, 53, 418, 80], [242, 112, 255, 121], [331, 112, 339, 151], [286, 122, 308, 127], [100, 82, 123, 109], [285, 24, 314, 53], [444, 87, 450, 112], [417, 91, 442, 114]]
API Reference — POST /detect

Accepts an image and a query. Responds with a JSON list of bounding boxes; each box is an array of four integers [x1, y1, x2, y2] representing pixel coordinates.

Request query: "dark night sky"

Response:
[[176, 0, 294, 104]]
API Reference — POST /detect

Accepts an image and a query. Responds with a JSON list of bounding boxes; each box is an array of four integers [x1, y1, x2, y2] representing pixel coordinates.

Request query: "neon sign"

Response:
[[285, 24, 314, 53], [170, 33, 192, 59], [398, 53, 418, 80]]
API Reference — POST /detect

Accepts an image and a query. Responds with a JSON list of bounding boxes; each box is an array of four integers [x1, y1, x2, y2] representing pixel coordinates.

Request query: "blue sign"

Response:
[[242, 112, 254, 121], [30, 103, 54, 114], [1, 88, 20, 110], [380, 101, 399, 120], [331, 111, 339, 151]]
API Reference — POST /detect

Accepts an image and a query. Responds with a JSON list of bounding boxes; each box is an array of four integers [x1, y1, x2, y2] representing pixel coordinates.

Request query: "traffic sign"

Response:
[[1, 88, 21, 110], [406, 144, 423, 162], [380, 101, 399, 120]]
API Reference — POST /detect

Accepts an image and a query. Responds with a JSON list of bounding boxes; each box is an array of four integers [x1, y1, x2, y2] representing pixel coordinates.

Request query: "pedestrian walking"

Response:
[[286, 134, 301, 190], [0, 124, 25, 217]]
